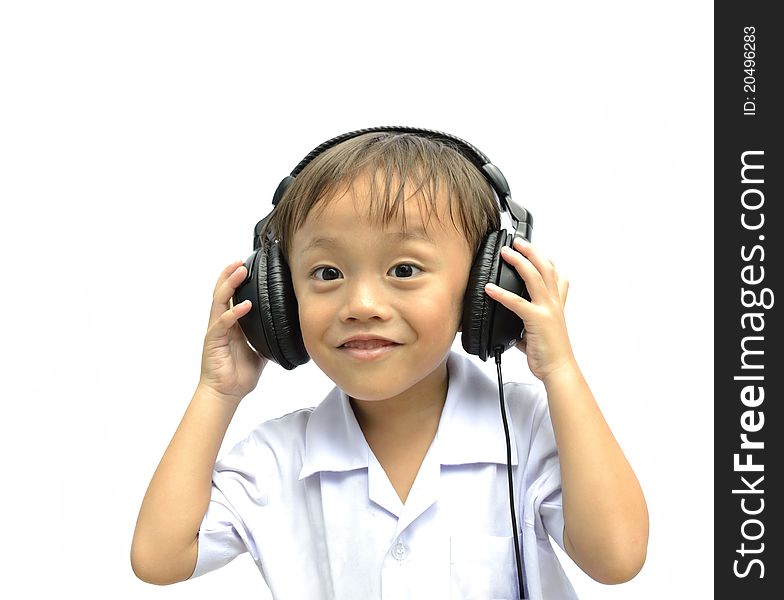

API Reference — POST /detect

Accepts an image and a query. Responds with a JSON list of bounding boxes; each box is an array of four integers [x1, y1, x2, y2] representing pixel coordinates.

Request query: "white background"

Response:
[[0, 1, 713, 598]]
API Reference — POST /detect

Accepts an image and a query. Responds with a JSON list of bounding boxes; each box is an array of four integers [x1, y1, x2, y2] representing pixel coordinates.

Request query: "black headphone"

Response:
[[233, 126, 533, 370]]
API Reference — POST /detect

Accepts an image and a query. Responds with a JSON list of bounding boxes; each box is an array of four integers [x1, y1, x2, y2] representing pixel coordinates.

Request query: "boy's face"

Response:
[[288, 173, 474, 403]]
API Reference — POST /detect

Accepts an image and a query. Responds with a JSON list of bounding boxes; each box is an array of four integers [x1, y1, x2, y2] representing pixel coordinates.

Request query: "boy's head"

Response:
[[259, 131, 503, 403]]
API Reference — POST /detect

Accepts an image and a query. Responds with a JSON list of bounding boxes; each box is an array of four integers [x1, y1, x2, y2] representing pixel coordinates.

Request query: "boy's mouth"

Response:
[[340, 339, 399, 350], [338, 338, 401, 361]]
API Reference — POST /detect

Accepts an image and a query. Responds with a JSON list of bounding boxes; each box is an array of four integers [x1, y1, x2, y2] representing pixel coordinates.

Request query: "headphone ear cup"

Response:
[[461, 230, 503, 361], [235, 250, 272, 362], [265, 241, 309, 369]]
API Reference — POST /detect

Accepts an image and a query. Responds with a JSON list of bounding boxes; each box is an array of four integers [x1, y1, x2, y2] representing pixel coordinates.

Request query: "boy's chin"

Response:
[[337, 376, 416, 404], [341, 382, 401, 403]]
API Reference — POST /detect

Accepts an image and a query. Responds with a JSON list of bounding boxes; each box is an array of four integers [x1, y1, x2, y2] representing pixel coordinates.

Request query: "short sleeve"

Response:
[[510, 381, 566, 551], [535, 466, 566, 552], [189, 483, 250, 579], [188, 436, 268, 580]]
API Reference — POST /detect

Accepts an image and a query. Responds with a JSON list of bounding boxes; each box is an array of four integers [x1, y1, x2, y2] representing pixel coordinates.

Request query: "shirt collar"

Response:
[[436, 351, 519, 467], [298, 350, 518, 480]]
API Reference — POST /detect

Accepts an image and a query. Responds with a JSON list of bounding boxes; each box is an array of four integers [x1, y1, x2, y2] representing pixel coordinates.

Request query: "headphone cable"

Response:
[[495, 347, 526, 599]]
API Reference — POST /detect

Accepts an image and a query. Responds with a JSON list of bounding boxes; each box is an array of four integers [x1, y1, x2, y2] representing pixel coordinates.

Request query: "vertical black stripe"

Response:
[[715, 4, 783, 596]]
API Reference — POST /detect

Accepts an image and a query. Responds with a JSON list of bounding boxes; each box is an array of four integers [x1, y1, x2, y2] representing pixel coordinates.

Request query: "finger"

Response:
[[511, 238, 560, 298], [558, 275, 570, 307], [484, 279, 533, 320], [516, 333, 528, 355], [215, 264, 248, 305], [208, 298, 253, 340], [550, 261, 569, 307], [213, 260, 245, 297], [209, 263, 248, 325], [499, 245, 549, 302]]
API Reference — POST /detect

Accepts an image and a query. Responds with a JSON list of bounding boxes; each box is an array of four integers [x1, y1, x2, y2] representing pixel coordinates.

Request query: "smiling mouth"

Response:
[[340, 340, 400, 349]]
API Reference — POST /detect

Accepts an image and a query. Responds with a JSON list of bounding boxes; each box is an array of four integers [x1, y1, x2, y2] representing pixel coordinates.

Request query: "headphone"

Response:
[[233, 126, 534, 370]]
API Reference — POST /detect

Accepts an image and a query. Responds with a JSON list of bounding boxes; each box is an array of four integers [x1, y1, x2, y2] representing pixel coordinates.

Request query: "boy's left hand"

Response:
[[484, 238, 575, 382]]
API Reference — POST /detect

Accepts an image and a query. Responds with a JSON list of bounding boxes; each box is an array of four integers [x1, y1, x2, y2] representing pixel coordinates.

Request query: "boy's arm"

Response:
[[130, 384, 241, 585], [131, 261, 266, 584], [543, 360, 648, 584], [484, 239, 648, 584]]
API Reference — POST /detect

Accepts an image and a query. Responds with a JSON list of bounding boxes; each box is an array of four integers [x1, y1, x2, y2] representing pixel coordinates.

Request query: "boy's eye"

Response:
[[311, 266, 343, 281], [389, 263, 421, 278]]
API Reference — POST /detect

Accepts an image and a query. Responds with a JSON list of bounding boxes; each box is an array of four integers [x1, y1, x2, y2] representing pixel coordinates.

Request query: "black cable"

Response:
[[495, 347, 526, 600]]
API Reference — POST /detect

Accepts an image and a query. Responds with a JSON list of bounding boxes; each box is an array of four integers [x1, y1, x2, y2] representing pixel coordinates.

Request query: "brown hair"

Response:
[[261, 131, 502, 261]]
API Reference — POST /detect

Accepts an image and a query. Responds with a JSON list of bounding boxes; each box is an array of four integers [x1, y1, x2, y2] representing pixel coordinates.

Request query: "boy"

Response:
[[131, 130, 648, 599]]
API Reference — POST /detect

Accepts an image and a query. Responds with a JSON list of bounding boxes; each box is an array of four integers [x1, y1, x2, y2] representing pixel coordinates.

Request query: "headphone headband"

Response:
[[257, 126, 533, 248], [290, 126, 491, 175], [253, 125, 534, 250]]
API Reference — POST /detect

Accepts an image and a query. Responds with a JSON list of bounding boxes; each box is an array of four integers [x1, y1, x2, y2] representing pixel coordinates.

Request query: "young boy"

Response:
[[131, 130, 648, 599]]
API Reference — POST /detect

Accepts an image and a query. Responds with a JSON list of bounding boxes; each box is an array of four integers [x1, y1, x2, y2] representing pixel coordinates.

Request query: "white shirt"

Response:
[[189, 351, 578, 599]]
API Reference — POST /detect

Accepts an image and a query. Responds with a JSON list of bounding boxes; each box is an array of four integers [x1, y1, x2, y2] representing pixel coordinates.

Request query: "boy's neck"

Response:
[[349, 361, 450, 441]]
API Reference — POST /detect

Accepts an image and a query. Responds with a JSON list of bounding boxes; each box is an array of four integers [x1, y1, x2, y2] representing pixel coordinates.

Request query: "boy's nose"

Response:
[[340, 277, 393, 322]]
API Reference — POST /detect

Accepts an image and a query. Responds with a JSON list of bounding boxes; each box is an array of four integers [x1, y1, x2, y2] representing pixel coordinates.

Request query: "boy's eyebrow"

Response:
[[301, 229, 434, 253]]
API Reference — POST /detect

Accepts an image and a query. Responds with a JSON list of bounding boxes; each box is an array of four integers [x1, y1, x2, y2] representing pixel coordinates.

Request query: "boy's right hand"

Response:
[[198, 260, 267, 404]]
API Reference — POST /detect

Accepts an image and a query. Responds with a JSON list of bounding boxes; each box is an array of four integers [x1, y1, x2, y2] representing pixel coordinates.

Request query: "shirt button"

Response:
[[391, 540, 409, 562]]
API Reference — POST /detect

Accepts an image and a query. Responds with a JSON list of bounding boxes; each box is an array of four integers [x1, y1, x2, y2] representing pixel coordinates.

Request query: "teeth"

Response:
[[343, 340, 393, 349]]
